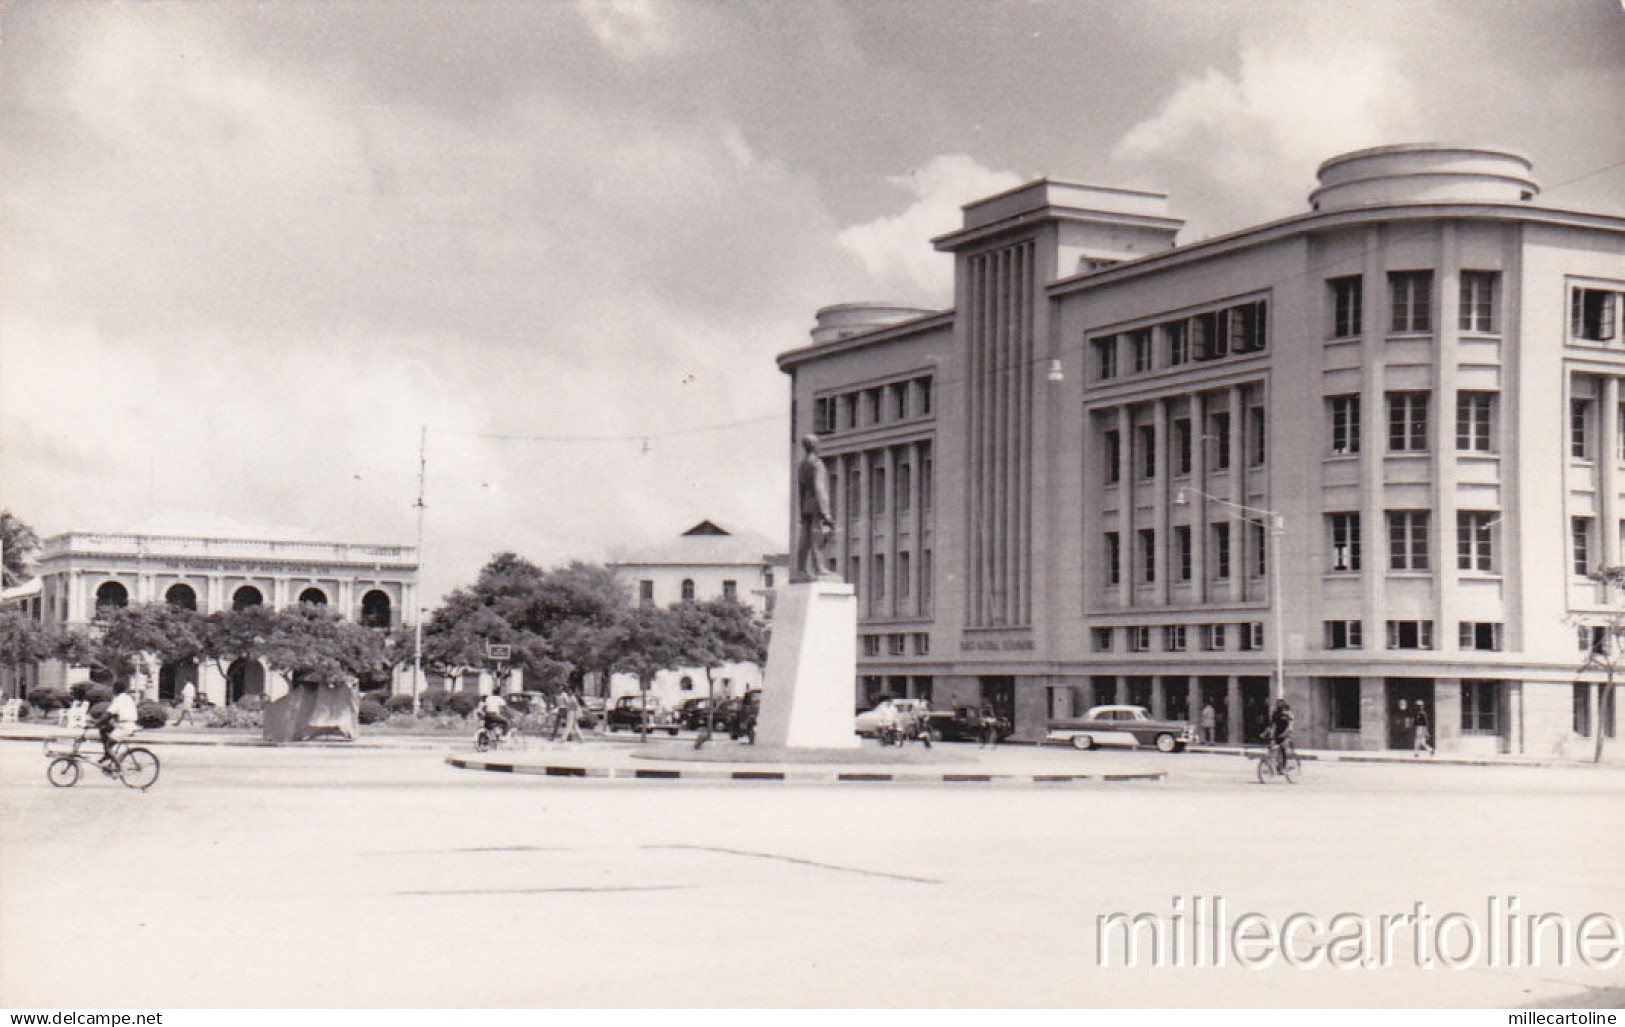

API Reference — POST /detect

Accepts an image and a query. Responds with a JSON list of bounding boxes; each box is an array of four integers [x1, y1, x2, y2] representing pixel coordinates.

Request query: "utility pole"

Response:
[[413, 425, 426, 717]]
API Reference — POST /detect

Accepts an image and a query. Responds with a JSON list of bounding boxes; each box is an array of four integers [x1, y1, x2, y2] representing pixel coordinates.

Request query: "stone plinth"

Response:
[[756, 580, 859, 749]]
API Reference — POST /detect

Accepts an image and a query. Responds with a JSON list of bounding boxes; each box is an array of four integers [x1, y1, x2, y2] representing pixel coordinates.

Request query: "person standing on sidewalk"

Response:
[[1413, 701, 1434, 757], [979, 702, 999, 749], [1199, 702, 1217, 745]]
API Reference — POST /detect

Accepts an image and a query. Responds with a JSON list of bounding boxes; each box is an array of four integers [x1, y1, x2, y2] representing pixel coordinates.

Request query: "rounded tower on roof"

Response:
[[1309, 143, 1539, 211]]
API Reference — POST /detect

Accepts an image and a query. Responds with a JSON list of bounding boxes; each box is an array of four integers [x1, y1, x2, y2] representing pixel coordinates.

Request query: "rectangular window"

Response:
[[1164, 625, 1187, 652], [1174, 418, 1192, 474], [1249, 407, 1266, 466], [1176, 525, 1192, 581], [1387, 511, 1430, 571], [913, 633, 930, 656], [919, 377, 933, 414], [1574, 683, 1593, 737], [1389, 270, 1433, 333], [1573, 516, 1593, 577], [848, 469, 862, 519], [1128, 626, 1151, 652], [1211, 411, 1231, 470], [1192, 312, 1219, 360], [1458, 622, 1503, 652], [830, 471, 840, 522], [1095, 336, 1118, 379], [1571, 288, 1618, 341], [1105, 532, 1121, 586], [842, 394, 858, 430], [897, 552, 911, 600], [1387, 391, 1430, 452], [1139, 528, 1156, 583], [1330, 276, 1363, 338], [1572, 398, 1592, 459], [1330, 678, 1362, 731], [1579, 624, 1607, 656], [1461, 681, 1500, 734], [872, 466, 887, 516], [1139, 424, 1156, 479], [638, 580, 655, 607], [886, 634, 906, 656], [1201, 624, 1227, 651], [867, 388, 882, 424], [1167, 321, 1189, 365], [1212, 523, 1231, 579], [1324, 620, 1363, 650], [1229, 300, 1267, 353], [722, 580, 737, 601], [1091, 627, 1114, 652], [921, 550, 932, 604], [896, 459, 911, 514], [1105, 429, 1121, 485], [1460, 271, 1498, 333], [1329, 513, 1362, 572], [1329, 395, 1361, 455], [1456, 511, 1496, 572], [1240, 622, 1264, 651], [1385, 620, 1435, 650], [1456, 391, 1495, 452], [1132, 329, 1153, 373], [921, 455, 933, 512], [814, 396, 837, 434], [849, 556, 860, 594], [861, 635, 881, 658], [873, 554, 885, 603], [891, 383, 907, 420]]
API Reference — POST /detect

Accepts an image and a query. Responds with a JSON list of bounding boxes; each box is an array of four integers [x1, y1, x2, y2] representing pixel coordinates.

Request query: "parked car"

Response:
[[1045, 705, 1195, 752], [854, 697, 932, 737], [928, 704, 1012, 743], [678, 696, 714, 730], [605, 695, 679, 735], [501, 691, 550, 716]]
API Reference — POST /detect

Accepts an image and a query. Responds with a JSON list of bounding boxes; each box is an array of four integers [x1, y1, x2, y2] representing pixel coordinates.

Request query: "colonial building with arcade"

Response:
[[17, 515, 419, 704], [778, 143, 1625, 756]]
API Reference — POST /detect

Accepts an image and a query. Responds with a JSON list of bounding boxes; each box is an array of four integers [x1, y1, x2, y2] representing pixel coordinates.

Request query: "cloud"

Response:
[[1110, 39, 1425, 234], [576, 0, 678, 63], [835, 154, 1023, 305]]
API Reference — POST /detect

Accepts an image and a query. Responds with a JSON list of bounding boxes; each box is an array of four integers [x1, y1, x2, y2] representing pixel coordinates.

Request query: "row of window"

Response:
[[1323, 510, 1501, 573], [1327, 390, 1499, 456], [1327, 270, 1501, 340], [92, 579, 395, 625], [1103, 520, 1270, 586], [1102, 405, 1266, 484], [1322, 620, 1504, 651], [637, 578, 739, 606], [859, 632, 932, 658], [1324, 678, 1502, 734], [812, 375, 934, 434], [1091, 622, 1264, 653], [1093, 300, 1268, 381], [848, 550, 933, 615], [829, 445, 934, 523]]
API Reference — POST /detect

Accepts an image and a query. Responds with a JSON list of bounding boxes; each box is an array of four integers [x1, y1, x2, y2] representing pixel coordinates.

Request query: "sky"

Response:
[[3, 0, 1623, 607]]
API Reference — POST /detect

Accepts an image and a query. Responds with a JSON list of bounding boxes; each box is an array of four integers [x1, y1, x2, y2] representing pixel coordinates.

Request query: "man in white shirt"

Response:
[[97, 686, 140, 767], [479, 691, 510, 742]]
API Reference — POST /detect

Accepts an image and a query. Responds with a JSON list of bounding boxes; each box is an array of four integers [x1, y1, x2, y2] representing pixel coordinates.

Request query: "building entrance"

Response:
[[1385, 678, 1435, 750], [158, 659, 198, 703], [1199, 677, 1229, 742], [1240, 677, 1271, 743], [979, 676, 1015, 726]]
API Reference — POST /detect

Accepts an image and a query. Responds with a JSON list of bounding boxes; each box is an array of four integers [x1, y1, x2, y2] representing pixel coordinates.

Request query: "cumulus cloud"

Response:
[[1111, 39, 1425, 234], [836, 154, 1023, 305], [576, 0, 677, 63]]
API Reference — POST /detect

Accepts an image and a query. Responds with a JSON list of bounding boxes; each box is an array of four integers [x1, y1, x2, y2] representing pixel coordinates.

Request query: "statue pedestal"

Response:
[[756, 580, 859, 749]]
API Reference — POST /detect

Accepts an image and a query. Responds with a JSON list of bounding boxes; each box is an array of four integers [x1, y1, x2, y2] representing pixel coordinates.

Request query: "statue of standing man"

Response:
[[792, 434, 834, 583]]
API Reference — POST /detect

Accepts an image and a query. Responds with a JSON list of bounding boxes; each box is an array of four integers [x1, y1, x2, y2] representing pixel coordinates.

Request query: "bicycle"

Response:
[[474, 721, 519, 753], [1254, 738, 1301, 784], [45, 731, 161, 791]]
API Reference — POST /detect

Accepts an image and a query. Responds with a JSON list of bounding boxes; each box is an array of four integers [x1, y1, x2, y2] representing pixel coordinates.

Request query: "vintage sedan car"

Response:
[[929, 705, 1013, 743], [1045, 704, 1195, 752], [604, 695, 679, 735], [853, 697, 932, 737]]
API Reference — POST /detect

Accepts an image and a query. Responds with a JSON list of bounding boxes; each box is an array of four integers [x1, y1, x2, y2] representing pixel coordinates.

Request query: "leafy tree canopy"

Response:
[[1, 511, 40, 588]]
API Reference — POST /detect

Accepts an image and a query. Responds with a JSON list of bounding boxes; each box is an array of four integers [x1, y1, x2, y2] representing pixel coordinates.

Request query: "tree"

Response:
[[0, 607, 60, 680], [199, 606, 280, 682], [606, 604, 688, 741], [674, 598, 768, 737], [258, 605, 391, 688], [1575, 567, 1625, 764], [61, 603, 205, 688], [1, 511, 40, 588]]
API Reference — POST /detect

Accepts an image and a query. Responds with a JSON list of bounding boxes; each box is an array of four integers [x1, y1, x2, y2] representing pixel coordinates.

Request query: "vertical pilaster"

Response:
[[1436, 223, 1461, 648], [1602, 376, 1620, 570], [1361, 228, 1387, 649], [1154, 398, 1170, 606], [1190, 393, 1207, 604], [1226, 676, 1243, 744], [1228, 384, 1247, 602], [1118, 405, 1134, 607]]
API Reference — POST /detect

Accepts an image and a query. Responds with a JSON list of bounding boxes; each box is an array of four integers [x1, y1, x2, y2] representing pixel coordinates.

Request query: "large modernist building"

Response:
[[778, 143, 1625, 755], [8, 515, 419, 704]]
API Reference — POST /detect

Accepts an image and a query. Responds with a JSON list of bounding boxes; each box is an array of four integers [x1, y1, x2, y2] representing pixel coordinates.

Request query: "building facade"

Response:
[[778, 143, 1625, 755], [13, 516, 419, 704], [603, 519, 784, 708]]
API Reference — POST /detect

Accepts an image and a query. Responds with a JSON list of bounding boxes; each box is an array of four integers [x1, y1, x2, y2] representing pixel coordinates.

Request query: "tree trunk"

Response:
[[639, 675, 649, 743], [1597, 672, 1613, 765]]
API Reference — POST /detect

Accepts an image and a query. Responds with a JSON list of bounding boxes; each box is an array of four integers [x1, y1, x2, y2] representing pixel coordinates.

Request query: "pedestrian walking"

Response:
[[1200, 702, 1217, 745], [561, 691, 585, 743], [979, 702, 999, 749], [1413, 701, 1433, 756], [173, 681, 198, 726]]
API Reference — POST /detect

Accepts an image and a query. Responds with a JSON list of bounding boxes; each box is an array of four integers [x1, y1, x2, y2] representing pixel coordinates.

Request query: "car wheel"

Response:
[[667, 728, 678, 736], [1070, 734, 1094, 751], [1155, 733, 1178, 753]]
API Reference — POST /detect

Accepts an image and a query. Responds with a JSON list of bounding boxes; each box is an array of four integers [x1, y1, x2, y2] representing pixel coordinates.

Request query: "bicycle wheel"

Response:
[[475, 729, 491, 753], [1281, 754, 1302, 784], [1255, 754, 1277, 785], [117, 747, 160, 790], [48, 757, 81, 788]]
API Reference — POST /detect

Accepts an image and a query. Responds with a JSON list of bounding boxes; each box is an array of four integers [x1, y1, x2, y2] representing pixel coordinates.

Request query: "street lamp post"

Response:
[[1175, 487, 1286, 702]]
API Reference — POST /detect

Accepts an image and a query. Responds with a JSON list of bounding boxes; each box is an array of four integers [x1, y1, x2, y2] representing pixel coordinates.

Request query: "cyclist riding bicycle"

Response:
[[479, 691, 511, 743], [94, 686, 140, 769], [1262, 698, 1295, 768]]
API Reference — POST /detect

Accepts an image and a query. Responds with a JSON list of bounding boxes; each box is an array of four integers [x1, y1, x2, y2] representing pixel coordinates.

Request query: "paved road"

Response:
[[2, 740, 1621, 1008]]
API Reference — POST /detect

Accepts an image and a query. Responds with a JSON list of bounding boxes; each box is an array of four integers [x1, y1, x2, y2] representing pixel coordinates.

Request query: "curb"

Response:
[[444, 755, 1167, 785]]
